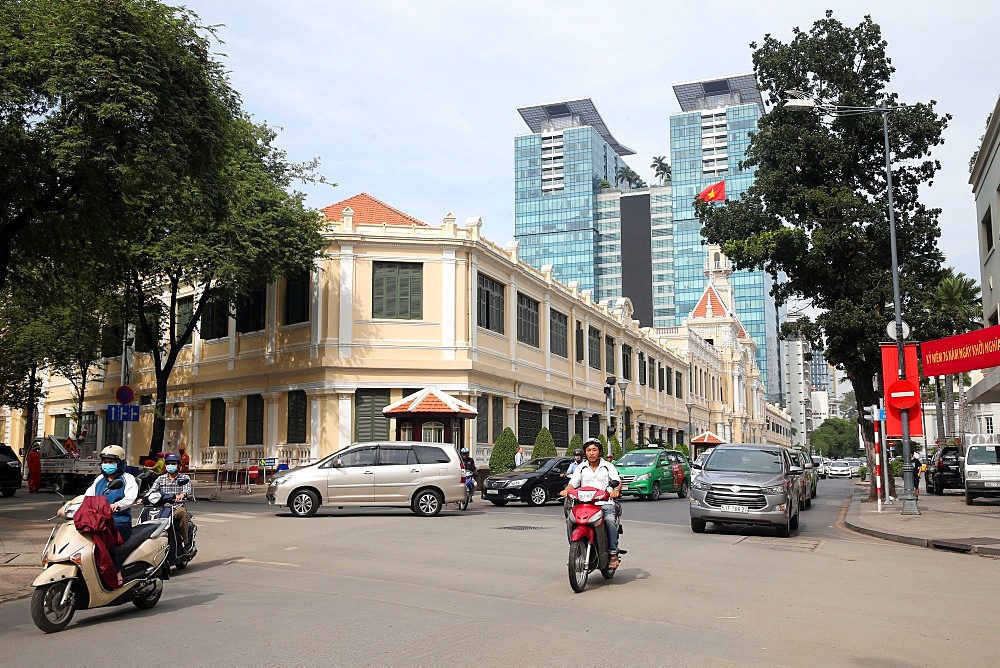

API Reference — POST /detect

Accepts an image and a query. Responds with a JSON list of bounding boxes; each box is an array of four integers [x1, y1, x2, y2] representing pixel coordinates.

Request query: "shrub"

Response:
[[610, 435, 622, 461], [624, 438, 638, 453], [567, 433, 583, 456], [675, 444, 690, 458], [489, 427, 518, 474], [859, 465, 867, 480], [597, 433, 608, 452], [891, 459, 903, 477], [532, 427, 557, 458]]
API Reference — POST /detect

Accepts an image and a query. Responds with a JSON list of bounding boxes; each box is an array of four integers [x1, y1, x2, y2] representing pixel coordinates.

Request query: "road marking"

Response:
[[192, 512, 259, 523], [228, 558, 299, 568]]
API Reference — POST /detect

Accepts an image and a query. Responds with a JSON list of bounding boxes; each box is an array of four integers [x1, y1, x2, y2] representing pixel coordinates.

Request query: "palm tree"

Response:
[[932, 271, 982, 441], [614, 166, 632, 189], [650, 156, 671, 185]]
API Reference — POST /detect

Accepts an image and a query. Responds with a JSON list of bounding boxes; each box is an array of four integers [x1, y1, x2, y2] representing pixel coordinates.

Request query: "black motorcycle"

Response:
[[136, 478, 197, 571]]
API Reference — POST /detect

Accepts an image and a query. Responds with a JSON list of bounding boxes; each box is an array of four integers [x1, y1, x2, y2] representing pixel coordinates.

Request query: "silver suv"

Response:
[[689, 444, 803, 537], [266, 441, 466, 517]]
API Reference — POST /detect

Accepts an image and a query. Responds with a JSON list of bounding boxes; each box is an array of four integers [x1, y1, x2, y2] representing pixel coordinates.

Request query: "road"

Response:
[[0, 479, 995, 666]]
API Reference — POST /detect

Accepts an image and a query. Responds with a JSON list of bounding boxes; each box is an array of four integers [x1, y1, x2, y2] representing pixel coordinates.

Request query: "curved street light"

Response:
[[784, 92, 918, 515]]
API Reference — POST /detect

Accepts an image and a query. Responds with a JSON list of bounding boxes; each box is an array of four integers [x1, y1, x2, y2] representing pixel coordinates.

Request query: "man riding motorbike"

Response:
[[138, 453, 192, 548], [82, 445, 139, 581], [567, 448, 584, 476], [560, 438, 622, 568]]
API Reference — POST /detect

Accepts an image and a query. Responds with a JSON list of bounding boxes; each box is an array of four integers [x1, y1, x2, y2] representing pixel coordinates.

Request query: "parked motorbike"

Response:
[[565, 482, 624, 593], [457, 470, 475, 511], [31, 480, 170, 633], [136, 480, 197, 570]]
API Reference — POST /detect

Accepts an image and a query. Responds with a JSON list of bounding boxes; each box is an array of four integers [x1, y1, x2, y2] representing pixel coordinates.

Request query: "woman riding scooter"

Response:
[[83, 445, 139, 583]]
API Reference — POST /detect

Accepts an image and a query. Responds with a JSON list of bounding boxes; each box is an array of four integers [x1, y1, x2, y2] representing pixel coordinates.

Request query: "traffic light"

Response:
[[863, 405, 878, 422]]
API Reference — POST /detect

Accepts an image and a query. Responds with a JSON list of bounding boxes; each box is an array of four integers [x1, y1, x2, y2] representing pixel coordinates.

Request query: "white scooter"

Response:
[[31, 479, 171, 633]]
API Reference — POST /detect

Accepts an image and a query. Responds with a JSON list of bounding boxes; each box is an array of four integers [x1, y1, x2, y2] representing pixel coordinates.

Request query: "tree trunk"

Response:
[[148, 368, 170, 459], [934, 376, 945, 443], [21, 362, 39, 451], [845, 369, 896, 502], [944, 375, 955, 439]]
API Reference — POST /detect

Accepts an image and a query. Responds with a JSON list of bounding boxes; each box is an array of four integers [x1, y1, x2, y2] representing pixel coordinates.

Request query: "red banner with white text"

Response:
[[921, 324, 1000, 377]]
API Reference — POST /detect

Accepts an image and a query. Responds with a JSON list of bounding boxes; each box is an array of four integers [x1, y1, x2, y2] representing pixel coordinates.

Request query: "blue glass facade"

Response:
[[515, 126, 627, 292], [668, 103, 781, 401]]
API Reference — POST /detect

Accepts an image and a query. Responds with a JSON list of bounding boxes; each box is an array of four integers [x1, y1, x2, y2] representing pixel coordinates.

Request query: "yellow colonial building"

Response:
[[9, 194, 788, 468]]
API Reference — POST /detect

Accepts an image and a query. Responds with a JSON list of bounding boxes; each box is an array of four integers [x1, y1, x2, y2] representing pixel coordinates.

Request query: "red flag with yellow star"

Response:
[[697, 180, 726, 202]]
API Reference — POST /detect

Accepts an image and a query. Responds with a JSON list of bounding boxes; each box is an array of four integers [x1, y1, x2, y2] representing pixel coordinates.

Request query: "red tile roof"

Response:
[[382, 387, 478, 416], [691, 431, 726, 445], [320, 193, 426, 227], [690, 286, 728, 319]]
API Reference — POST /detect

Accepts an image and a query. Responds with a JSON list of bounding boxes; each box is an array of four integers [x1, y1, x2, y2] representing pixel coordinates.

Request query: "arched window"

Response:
[[421, 421, 444, 443], [399, 421, 413, 441]]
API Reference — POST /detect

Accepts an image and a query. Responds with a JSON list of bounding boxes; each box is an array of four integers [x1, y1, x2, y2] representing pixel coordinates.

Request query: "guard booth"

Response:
[[381, 387, 478, 450], [691, 431, 726, 461]]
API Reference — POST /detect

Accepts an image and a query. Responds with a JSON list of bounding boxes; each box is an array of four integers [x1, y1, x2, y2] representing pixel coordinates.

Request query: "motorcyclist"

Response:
[[566, 448, 584, 476], [83, 445, 139, 583], [560, 438, 622, 568], [139, 453, 192, 548], [460, 448, 477, 499]]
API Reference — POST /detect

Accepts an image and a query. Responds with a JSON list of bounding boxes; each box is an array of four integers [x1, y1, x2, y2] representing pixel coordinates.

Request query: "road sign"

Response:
[[115, 385, 134, 405], [886, 379, 920, 410], [886, 320, 911, 340], [259, 458, 276, 467], [107, 404, 140, 422]]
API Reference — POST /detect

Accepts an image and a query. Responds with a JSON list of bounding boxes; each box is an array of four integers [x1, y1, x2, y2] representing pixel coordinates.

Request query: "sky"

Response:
[[180, 0, 998, 283]]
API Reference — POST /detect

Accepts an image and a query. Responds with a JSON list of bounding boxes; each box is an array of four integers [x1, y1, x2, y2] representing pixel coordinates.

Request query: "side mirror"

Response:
[[108, 478, 125, 491], [804, 463, 813, 469], [176, 476, 190, 486], [609, 479, 621, 489]]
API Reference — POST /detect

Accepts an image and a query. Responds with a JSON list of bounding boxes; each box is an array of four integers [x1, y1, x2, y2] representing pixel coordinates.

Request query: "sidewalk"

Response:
[[845, 478, 1000, 558]]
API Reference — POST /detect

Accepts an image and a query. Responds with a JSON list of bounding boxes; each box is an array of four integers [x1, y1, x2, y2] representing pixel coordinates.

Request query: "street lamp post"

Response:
[[685, 400, 694, 455], [618, 379, 629, 456], [785, 92, 918, 514]]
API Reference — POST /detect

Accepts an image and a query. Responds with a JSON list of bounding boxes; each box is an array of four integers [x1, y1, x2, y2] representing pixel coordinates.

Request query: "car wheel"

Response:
[[690, 518, 706, 533], [411, 489, 443, 517], [925, 477, 935, 494], [776, 518, 791, 538], [489, 499, 508, 506], [933, 477, 944, 495], [527, 485, 548, 506], [1, 489, 14, 498], [789, 509, 800, 530], [966, 491, 975, 506], [677, 481, 689, 499], [649, 482, 661, 501], [288, 489, 319, 517]]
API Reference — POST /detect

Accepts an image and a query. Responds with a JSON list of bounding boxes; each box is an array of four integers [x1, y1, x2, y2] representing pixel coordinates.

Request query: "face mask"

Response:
[[101, 463, 118, 476], [165, 464, 178, 474]]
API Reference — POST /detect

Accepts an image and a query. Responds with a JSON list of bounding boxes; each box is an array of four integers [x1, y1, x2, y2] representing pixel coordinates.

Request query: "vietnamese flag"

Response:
[[697, 180, 726, 202]]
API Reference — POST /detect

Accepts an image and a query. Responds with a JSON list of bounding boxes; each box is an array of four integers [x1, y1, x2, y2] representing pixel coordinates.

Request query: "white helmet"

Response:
[[100, 444, 126, 463]]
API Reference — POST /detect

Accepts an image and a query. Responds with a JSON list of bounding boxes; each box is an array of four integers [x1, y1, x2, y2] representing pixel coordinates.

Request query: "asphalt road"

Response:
[[1, 479, 996, 666]]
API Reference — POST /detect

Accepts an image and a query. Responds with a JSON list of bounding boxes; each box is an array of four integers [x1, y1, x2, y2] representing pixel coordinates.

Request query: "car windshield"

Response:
[[706, 448, 783, 474], [830, 462, 849, 468], [617, 453, 657, 467], [812, 457, 823, 465], [513, 458, 550, 473], [967, 446, 1000, 465]]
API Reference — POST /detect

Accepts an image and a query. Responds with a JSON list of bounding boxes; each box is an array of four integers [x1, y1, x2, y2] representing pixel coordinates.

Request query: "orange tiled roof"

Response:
[[690, 285, 728, 319], [320, 192, 426, 227], [382, 387, 478, 416], [691, 431, 726, 445]]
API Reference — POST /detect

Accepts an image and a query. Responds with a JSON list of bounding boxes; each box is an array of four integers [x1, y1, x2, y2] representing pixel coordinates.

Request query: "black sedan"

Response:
[[926, 445, 963, 494], [0, 443, 23, 498], [482, 457, 573, 506]]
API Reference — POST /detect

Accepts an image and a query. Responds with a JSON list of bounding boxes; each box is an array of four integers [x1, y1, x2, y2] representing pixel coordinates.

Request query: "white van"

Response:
[[963, 444, 1000, 505]]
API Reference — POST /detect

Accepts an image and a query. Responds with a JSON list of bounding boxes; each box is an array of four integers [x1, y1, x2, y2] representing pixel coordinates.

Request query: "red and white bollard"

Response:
[[874, 419, 883, 513]]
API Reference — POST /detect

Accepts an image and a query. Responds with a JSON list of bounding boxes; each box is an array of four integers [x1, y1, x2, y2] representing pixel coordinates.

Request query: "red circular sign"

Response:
[[248, 465, 259, 479], [115, 385, 134, 405], [886, 379, 919, 410]]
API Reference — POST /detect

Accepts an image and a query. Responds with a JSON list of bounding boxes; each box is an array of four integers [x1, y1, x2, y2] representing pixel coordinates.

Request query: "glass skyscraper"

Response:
[[515, 99, 633, 295], [668, 74, 783, 401]]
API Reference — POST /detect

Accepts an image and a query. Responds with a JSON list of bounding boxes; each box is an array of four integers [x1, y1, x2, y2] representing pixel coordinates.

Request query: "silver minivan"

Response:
[[266, 441, 466, 517]]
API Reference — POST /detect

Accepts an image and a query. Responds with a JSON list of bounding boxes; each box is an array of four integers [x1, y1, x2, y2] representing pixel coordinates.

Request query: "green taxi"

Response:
[[615, 448, 691, 500]]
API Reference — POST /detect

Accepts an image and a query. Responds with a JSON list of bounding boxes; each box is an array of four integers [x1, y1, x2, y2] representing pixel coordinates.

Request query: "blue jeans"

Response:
[[601, 504, 619, 554]]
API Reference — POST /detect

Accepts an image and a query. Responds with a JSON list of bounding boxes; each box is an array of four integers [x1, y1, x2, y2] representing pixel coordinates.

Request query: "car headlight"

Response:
[[507, 479, 526, 488], [967, 470, 980, 479], [634, 473, 650, 482], [62, 502, 83, 519], [762, 485, 785, 495], [692, 480, 711, 491], [270, 476, 294, 486]]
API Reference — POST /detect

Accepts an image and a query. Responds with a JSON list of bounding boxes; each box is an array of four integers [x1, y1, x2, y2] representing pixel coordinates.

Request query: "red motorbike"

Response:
[[565, 484, 623, 592]]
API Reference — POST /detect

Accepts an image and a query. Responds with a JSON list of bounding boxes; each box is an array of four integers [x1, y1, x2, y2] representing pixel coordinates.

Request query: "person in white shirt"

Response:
[[560, 438, 621, 567], [566, 449, 584, 476], [514, 447, 525, 467]]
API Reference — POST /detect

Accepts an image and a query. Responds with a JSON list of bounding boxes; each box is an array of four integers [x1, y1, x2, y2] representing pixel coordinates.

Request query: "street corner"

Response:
[[0, 562, 39, 604]]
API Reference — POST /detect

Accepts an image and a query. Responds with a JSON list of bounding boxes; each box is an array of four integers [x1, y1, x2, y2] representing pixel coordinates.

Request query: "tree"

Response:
[[0, 0, 241, 292], [624, 437, 637, 453], [489, 427, 518, 474], [128, 116, 323, 457], [615, 166, 631, 188], [0, 285, 53, 450], [567, 433, 583, 456], [651, 156, 671, 184], [609, 435, 622, 460], [531, 427, 557, 458], [839, 390, 859, 421], [809, 418, 861, 459], [928, 271, 982, 439], [697, 12, 950, 499]]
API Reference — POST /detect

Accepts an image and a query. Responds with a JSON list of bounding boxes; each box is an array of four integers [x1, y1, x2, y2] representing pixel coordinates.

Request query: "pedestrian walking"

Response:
[[27, 443, 42, 493], [911, 452, 922, 498]]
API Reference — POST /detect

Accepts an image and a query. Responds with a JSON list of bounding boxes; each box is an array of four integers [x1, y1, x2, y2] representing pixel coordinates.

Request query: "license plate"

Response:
[[486, 489, 498, 495], [721, 504, 749, 513], [985, 482, 1000, 488]]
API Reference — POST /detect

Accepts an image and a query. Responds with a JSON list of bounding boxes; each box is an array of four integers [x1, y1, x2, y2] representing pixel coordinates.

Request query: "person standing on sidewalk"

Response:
[[911, 452, 922, 498], [26, 443, 41, 494]]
